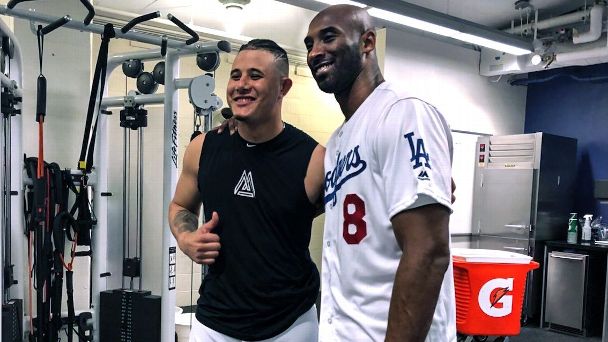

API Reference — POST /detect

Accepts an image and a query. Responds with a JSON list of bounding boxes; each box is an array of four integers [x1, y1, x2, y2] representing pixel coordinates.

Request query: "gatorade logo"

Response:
[[478, 278, 513, 317]]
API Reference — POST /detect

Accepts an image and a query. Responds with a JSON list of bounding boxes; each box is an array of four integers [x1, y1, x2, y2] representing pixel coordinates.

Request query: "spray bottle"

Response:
[[567, 213, 578, 244], [582, 214, 593, 243]]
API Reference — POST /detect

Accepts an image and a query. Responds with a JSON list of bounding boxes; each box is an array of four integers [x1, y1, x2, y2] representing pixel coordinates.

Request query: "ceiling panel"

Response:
[[400, 0, 588, 29], [92, 0, 596, 63], [94, 0, 589, 34]]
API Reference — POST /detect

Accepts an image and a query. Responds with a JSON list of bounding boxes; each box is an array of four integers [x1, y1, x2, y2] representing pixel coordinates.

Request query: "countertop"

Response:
[[546, 240, 608, 253]]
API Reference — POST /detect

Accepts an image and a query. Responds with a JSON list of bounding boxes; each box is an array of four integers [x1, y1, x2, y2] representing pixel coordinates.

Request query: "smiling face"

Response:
[[227, 49, 287, 124], [304, 9, 363, 95]]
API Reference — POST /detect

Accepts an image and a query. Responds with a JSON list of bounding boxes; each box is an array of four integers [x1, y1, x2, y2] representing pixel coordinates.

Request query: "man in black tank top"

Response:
[[168, 39, 325, 341]]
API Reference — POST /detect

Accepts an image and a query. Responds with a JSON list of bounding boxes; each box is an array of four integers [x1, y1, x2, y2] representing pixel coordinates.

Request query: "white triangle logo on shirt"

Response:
[[234, 170, 256, 198]]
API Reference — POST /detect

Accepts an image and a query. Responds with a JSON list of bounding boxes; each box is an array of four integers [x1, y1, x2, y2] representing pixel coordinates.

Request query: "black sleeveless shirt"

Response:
[[196, 123, 320, 340]]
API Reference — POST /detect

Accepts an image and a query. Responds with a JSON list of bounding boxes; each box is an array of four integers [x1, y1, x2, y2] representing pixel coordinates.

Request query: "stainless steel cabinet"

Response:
[[546, 252, 588, 333], [476, 169, 534, 240]]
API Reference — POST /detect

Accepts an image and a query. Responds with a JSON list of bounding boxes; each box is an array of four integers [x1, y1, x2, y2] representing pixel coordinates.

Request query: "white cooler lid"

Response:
[[452, 248, 533, 264]]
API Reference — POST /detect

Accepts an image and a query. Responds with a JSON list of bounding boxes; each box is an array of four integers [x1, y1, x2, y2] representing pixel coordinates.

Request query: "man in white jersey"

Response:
[[304, 5, 457, 342]]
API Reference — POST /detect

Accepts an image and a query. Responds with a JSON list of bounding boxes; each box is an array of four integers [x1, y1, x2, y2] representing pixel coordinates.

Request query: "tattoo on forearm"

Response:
[[173, 210, 199, 233]]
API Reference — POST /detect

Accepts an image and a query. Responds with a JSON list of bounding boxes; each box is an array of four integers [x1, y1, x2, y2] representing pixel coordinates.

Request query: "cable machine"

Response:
[[99, 69, 223, 341], [0, 2, 230, 341], [97, 42, 226, 342]]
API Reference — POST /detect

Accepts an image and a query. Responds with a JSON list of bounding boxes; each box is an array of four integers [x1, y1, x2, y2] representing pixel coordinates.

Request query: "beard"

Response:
[[314, 46, 362, 95]]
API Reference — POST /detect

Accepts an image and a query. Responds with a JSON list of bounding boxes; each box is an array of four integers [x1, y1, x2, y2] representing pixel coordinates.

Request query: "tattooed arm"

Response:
[[168, 133, 220, 264]]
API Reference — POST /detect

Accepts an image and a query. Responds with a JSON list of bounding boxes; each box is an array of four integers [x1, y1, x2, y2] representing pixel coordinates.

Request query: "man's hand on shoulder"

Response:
[[451, 177, 456, 204], [216, 115, 238, 135]]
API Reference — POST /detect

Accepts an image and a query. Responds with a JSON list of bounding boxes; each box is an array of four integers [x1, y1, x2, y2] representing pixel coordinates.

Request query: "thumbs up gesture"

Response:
[[178, 212, 221, 265]]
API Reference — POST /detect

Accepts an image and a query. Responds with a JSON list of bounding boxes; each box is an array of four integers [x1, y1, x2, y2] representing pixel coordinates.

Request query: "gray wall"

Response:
[[384, 27, 527, 135]]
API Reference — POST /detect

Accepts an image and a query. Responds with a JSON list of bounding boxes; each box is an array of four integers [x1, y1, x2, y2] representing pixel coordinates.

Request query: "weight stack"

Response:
[[100, 289, 161, 342], [2, 299, 23, 342]]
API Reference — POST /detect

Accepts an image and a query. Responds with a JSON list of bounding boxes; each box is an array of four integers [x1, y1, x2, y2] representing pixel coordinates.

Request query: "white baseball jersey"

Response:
[[319, 81, 457, 342]]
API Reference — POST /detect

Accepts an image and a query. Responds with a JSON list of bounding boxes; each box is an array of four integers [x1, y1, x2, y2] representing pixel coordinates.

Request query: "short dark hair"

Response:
[[239, 39, 289, 76]]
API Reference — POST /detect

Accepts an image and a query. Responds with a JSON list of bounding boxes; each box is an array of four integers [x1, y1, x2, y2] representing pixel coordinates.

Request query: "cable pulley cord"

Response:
[[2, 113, 5, 302], [137, 127, 143, 290], [33, 24, 49, 342], [2, 102, 11, 303], [139, 131, 144, 286], [36, 26, 45, 178], [127, 130, 132, 289], [122, 128, 127, 289], [1, 51, 12, 301], [3, 61, 11, 304]]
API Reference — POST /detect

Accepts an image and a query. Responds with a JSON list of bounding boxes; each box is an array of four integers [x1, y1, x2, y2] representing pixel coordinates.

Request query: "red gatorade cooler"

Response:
[[452, 248, 539, 336]]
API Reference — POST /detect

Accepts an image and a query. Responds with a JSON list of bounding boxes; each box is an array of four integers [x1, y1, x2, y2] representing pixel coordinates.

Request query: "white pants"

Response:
[[189, 305, 318, 342]]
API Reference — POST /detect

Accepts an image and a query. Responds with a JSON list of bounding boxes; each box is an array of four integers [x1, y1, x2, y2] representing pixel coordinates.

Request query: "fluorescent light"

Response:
[[367, 8, 458, 37], [367, 7, 531, 56], [309, 0, 532, 55], [454, 33, 531, 56], [313, 0, 367, 8]]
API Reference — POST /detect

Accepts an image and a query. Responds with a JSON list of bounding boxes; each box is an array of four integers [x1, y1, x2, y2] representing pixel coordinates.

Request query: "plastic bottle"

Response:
[[582, 214, 593, 243], [567, 213, 578, 244]]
